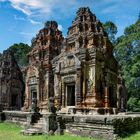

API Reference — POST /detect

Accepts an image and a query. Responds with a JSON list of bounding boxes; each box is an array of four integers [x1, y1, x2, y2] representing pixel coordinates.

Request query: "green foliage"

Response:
[[8, 43, 31, 67], [127, 97, 140, 112], [114, 17, 140, 111], [103, 21, 117, 44]]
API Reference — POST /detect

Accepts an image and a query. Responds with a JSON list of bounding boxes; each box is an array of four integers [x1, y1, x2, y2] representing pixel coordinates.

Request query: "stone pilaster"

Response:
[[61, 80, 65, 108], [43, 112, 57, 134], [76, 69, 82, 106]]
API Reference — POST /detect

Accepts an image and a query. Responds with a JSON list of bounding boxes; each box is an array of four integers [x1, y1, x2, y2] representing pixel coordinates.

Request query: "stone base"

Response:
[[42, 112, 58, 134], [61, 114, 140, 140], [2, 110, 140, 140], [3, 111, 29, 125], [66, 122, 116, 140], [60, 107, 118, 115]]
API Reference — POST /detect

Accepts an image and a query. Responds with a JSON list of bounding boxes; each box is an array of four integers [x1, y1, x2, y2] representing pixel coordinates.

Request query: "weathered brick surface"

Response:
[[0, 50, 24, 110]]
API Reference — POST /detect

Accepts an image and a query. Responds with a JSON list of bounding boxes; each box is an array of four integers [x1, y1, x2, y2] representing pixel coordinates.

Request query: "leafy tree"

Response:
[[114, 17, 140, 111], [127, 97, 140, 112], [103, 21, 117, 44], [8, 43, 31, 67]]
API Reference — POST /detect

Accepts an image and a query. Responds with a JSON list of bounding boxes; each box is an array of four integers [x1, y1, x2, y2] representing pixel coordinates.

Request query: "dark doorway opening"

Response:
[[109, 87, 114, 107], [32, 91, 37, 100], [67, 84, 75, 106], [11, 94, 18, 107]]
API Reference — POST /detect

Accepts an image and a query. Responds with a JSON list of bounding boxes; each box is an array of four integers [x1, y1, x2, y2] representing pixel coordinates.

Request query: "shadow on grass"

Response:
[[116, 129, 140, 139]]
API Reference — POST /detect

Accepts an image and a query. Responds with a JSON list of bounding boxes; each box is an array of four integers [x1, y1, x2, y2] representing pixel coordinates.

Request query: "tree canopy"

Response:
[[114, 17, 140, 111], [8, 43, 31, 67], [103, 21, 118, 44]]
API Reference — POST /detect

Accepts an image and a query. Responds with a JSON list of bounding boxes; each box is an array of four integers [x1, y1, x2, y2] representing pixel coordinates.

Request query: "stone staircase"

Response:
[[21, 117, 44, 135]]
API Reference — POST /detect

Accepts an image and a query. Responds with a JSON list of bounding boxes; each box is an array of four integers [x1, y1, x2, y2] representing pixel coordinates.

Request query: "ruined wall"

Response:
[[0, 50, 24, 110]]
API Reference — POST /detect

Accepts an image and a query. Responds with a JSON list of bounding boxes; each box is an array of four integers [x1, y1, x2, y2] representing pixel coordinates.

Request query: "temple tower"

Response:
[[0, 50, 24, 110], [52, 7, 118, 114], [24, 21, 63, 111]]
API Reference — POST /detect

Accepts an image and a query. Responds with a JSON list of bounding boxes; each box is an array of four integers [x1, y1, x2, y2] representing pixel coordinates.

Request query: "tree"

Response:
[[8, 43, 31, 67], [114, 17, 140, 111], [103, 21, 117, 44]]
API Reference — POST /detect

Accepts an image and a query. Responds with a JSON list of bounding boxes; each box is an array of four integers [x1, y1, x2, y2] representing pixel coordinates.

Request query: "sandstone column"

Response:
[[76, 69, 82, 107]]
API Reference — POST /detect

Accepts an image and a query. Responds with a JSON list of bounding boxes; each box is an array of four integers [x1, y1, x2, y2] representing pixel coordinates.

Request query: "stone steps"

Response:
[[37, 118, 44, 123], [21, 117, 44, 136], [21, 128, 43, 136], [32, 123, 43, 129]]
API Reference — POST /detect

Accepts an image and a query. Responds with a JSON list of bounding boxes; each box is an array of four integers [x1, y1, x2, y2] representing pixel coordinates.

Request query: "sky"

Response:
[[0, 0, 140, 53]]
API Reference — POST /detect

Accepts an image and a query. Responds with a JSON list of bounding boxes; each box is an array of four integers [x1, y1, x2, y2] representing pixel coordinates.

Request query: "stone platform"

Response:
[[60, 113, 140, 140], [2, 111, 29, 125], [1, 110, 140, 140], [62, 106, 118, 115]]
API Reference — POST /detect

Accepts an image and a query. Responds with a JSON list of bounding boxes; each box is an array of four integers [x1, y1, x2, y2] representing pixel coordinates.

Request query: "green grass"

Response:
[[0, 122, 140, 140], [120, 132, 140, 140], [0, 122, 98, 140]]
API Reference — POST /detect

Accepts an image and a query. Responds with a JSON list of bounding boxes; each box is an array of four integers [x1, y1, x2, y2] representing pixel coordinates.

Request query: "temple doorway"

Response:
[[109, 87, 114, 107], [67, 84, 75, 106], [11, 94, 18, 108], [32, 91, 37, 100]]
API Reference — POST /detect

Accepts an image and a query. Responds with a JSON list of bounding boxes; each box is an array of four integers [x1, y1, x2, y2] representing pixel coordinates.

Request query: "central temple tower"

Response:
[[52, 7, 118, 114]]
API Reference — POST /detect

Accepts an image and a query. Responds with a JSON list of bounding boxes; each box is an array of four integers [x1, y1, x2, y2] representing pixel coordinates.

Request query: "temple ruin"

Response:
[[23, 7, 126, 114], [0, 7, 133, 140], [23, 21, 63, 111], [0, 50, 24, 110]]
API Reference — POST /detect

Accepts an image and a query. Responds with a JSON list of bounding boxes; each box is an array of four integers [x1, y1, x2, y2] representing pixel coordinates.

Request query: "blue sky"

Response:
[[0, 0, 140, 53]]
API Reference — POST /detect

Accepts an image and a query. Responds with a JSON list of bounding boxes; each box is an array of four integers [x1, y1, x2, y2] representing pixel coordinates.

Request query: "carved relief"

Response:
[[86, 66, 95, 95], [54, 74, 61, 97], [88, 39, 94, 48], [63, 76, 75, 83]]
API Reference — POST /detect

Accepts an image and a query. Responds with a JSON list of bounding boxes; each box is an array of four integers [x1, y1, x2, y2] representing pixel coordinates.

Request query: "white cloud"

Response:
[[58, 24, 63, 31], [11, 2, 32, 15], [14, 14, 26, 20], [14, 14, 41, 25], [28, 18, 41, 25], [0, 0, 139, 18], [1, 0, 139, 38], [0, 0, 79, 17]]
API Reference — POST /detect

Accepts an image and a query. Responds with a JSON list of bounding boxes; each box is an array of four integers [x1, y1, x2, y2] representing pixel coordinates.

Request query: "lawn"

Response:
[[0, 122, 99, 140], [120, 132, 140, 140], [0, 122, 140, 140]]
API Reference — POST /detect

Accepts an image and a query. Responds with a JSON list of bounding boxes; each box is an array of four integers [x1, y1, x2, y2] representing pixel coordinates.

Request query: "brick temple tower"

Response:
[[52, 7, 118, 114], [23, 21, 63, 111]]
